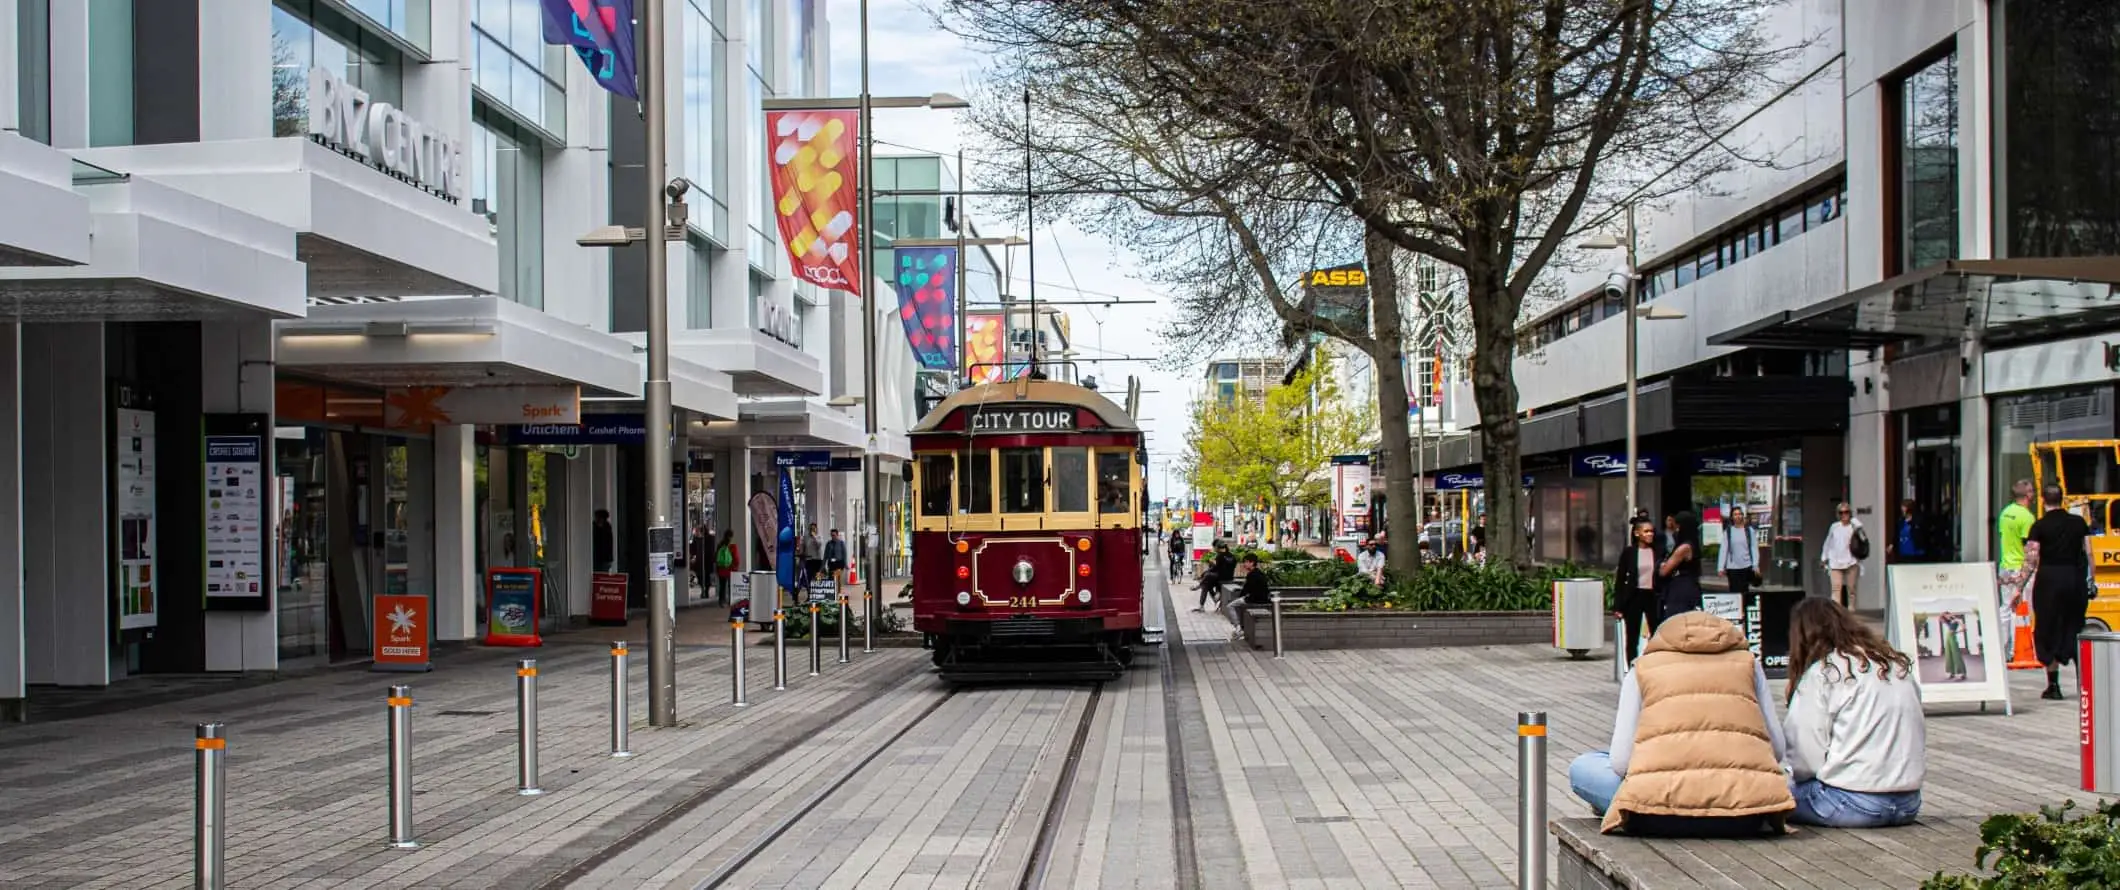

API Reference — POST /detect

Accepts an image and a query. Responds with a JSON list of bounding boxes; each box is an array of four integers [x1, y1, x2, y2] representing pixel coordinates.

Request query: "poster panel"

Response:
[[373, 595, 433, 672], [484, 568, 545, 647], [1888, 562, 2010, 707], [113, 401, 156, 633], [203, 433, 267, 603]]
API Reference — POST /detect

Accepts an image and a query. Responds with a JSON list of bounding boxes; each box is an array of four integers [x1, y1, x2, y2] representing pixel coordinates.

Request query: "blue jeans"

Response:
[[1792, 780, 1921, 827], [1570, 751, 1624, 815]]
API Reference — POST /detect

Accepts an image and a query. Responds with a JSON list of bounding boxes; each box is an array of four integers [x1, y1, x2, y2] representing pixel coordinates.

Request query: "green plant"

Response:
[[1299, 562, 1607, 613], [876, 606, 908, 633], [1270, 547, 1315, 562], [1264, 557, 1355, 588], [1924, 800, 2120, 889], [778, 607, 811, 639]]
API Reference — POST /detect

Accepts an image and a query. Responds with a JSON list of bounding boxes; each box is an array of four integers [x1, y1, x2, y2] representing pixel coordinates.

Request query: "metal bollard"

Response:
[[194, 723, 227, 888], [837, 596, 852, 665], [773, 610, 789, 690], [731, 620, 749, 707], [863, 592, 875, 654], [385, 687, 417, 848], [516, 659, 543, 795], [609, 643, 634, 758], [1270, 593, 1285, 659], [1517, 711, 1548, 890], [1612, 617, 1627, 683], [808, 603, 823, 676]]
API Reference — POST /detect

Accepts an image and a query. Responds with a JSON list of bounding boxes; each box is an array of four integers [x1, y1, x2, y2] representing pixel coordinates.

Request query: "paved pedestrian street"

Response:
[[0, 566, 2093, 888]]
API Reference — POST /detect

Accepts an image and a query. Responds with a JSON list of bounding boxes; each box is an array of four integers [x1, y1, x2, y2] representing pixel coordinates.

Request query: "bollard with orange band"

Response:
[[731, 620, 749, 707], [515, 659, 543, 795], [609, 643, 634, 758], [1516, 712, 1548, 890], [837, 596, 852, 665], [385, 686, 417, 848], [772, 610, 789, 691], [2009, 597, 2043, 670], [195, 723, 227, 888]]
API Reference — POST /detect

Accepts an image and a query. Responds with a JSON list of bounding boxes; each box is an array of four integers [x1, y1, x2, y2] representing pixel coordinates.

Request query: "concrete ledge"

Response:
[[1239, 608, 1548, 650]]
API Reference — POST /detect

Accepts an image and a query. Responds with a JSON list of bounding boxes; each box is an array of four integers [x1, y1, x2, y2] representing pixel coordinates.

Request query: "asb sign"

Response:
[[1306, 265, 1367, 288], [308, 66, 466, 203]]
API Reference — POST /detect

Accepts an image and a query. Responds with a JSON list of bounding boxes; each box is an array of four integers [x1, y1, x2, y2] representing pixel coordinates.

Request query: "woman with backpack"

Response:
[[714, 529, 738, 607]]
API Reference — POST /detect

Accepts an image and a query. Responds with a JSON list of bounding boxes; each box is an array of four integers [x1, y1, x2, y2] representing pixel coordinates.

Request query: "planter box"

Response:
[[1238, 607, 1549, 650]]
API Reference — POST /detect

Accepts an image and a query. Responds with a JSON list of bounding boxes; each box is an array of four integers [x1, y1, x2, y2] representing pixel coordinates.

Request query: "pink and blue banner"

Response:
[[893, 246, 959, 371], [540, 0, 639, 101]]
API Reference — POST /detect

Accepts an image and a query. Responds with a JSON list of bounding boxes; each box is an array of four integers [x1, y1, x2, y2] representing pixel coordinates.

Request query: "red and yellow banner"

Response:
[[964, 310, 1007, 383], [765, 109, 862, 293]]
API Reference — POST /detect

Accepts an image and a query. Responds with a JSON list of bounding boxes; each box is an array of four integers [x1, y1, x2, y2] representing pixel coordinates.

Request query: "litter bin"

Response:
[[1552, 577, 1608, 659], [2082, 631, 2120, 792]]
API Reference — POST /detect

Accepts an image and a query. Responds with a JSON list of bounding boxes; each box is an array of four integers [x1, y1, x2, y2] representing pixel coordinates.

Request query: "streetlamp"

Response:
[[1581, 205, 1686, 519]]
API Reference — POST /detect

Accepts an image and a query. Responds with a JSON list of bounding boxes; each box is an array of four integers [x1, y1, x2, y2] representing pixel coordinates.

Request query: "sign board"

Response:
[[484, 568, 544, 647], [1887, 562, 2011, 709], [509, 413, 648, 445], [1692, 451, 1777, 476], [307, 65, 466, 202], [1701, 589, 1798, 678], [1333, 462, 1371, 536], [590, 572, 629, 625], [806, 579, 837, 604], [372, 595, 433, 672], [1432, 472, 1534, 490], [386, 385, 580, 428], [969, 408, 1075, 433], [203, 432, 268, 606], [1572, 452, 1664, 477], [774, 450, 834, 469], [112, 389, 157, 635]]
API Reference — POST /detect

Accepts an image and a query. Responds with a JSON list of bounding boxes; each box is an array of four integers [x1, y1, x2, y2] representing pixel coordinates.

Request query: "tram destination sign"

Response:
[[969, 407, 1075, 433]]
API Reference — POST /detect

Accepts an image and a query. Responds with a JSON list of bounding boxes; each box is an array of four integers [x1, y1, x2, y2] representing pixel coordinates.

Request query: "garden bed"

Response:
[[1238, 607, 1549, 650]]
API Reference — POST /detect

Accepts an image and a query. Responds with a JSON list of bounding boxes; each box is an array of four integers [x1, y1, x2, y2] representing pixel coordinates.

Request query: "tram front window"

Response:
[[1052, 448, 1089, 513], [1097, 452, 1131, 514], [919, 455, 953, 516], [959, 449, 993, 513], [1001, 447, 1045, 513]]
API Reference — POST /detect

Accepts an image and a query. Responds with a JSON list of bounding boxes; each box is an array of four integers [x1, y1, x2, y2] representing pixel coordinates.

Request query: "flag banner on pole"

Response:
[[893, 246, 958, 370], [964, 310, 1008, 383], [765, 109, 863, 294], [539, 0, 638, 101]]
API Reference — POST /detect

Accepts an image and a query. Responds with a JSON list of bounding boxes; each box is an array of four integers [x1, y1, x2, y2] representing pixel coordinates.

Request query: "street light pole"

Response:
[[1622, 203, 1639, 520], [641, 0, 677, 726], [860, 0, 885, 632], [954, 148, 967, 389]]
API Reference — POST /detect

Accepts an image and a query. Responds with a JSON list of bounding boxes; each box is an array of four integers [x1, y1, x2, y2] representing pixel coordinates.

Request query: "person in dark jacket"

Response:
[[1224, 553, 1272, 638], [1658, 511, 1706, 621], [1612, 517, 1665, 668], [824, 529, 848, 580], [592, 509, 615, 572], [1196, 541, 1236, 611]]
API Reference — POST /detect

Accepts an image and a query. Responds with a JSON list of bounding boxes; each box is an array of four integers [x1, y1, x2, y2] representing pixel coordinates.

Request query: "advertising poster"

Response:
[[748, 492, 778, 569], [114, 404, 156, 632], [203, 435, 265, 601], [372, 595, 432, 672], [1888, 562, 2010, 708], [964, 311, 1008, 383], [764, 109, 863, 292], [484, 568, 544, 647], [590, 572, 629, 625], [1333, 462, 1372, 536], [894, 246, 959, 370]]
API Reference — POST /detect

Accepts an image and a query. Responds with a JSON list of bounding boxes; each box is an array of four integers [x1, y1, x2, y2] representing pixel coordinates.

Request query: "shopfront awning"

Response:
[[583, 355, 739, 421], [655, 328, 824, 397], [276, 297, 640, 396], [696, 399, 866, 450], [0, 174, 305, 320], [0, 135, 90, 266], [1707, 257, 2120, 350]]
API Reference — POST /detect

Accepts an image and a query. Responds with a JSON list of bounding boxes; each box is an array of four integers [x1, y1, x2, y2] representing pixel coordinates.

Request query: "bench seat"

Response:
[[1551, 815, 1981, 889]]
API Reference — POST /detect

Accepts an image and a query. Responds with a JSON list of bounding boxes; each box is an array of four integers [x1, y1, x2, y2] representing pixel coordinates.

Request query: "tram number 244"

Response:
[[1007, 596, 1042, 608]]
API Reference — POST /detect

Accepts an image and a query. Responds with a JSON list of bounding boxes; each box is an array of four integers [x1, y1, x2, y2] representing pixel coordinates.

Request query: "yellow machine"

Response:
[[2028, 440, 2120, 631]]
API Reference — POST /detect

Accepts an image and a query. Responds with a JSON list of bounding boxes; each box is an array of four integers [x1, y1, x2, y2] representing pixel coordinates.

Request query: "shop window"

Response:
[[957, 449, 992, 513], [1896, 48, 1960, 272], [999, 448, 1044, 513], [1993, 387, 2117, 540], [1097, 452, 1131, 514], [918, 455, 953, 516], [1051, 448, 1089, 513]]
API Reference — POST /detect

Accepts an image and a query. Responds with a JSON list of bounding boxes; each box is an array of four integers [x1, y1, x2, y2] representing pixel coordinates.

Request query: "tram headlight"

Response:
[[1076, 538, 1092, 551], [956, 591, 972, 606], [1077, 589, 1092, 604]]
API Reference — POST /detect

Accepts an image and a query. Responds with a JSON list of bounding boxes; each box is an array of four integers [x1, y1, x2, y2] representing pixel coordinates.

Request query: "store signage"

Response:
[[1330, 454, 1371, 465], [589, 572, 629, 625], [203, 435, 266, 600], [1432, 472, 1535, 490], [307, 66, 466, 203], [970, 408, 1075, 433], [1573, 452, 1663, 477], [1306, 265, 1367, 288], [385, 385, 581, 428], [758, 296, 799, 347], [774, 450, 834, 469], [511, 413, 646, 445], [1692, 452, 1775, 476], [113, 392, 158, 634], [372, 595, 433, 671]]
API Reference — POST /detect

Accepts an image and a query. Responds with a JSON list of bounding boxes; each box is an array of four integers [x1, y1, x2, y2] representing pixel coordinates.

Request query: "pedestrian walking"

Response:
[[824, 529, 848, 581], [592, 509, 615, 573], [1719, 507, 1758, 595], [1613, 518, 1663, 668], [800, 523, 824, 589], [1890, 500, 1926, 563], [714, 530, 737, 606], [1997, 479, 2037, 663], [1168, 528, 1187, 576], [1821, 503, 1867, 607], [2027, 484, 2093, 700], [1658, 512, 1704, 621]]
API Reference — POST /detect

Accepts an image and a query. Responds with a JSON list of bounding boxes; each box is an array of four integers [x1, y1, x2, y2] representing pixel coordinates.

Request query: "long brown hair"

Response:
[[1785, 597, 1912, 705]]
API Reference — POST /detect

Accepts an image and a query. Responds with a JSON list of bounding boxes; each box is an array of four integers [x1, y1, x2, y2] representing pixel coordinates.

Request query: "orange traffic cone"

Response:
[[2008, 597, 2043, 670], [847, 565, 859, 587]]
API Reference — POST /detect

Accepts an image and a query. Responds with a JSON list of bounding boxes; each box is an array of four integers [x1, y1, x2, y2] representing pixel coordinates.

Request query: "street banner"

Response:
[[484, 568, 545, 647], [964, 310, 1009, 383], [776, 468, 797, 594], [894, 246, 959, 370], [385, 385, 580, 428], [748, 492, 777, 571], [373, 594, 434, 672], [590, 572, 629, 626], [539, 0, 638, 100], [765, 109, 862, 293]]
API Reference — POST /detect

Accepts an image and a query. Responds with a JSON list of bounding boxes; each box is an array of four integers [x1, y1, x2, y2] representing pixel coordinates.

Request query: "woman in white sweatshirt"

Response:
[[1781, 597, 1926, 827]]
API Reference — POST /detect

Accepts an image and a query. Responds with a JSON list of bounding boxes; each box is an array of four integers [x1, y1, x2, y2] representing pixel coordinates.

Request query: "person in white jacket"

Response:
[[1781, 597, 1925, 827]]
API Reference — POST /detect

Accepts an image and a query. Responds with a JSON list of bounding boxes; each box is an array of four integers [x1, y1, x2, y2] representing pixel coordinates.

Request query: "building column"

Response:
[[714, 444, 753, 573], [21, 323, 106, 685], [195, 0, 271, 140], [405, 438, 436, 598], [433, 424, 476, 641], [1959, 346, 1991, 564], [201, 317, 275, 671], [0, 325, 22, 719], [557, 453, 593, 617]]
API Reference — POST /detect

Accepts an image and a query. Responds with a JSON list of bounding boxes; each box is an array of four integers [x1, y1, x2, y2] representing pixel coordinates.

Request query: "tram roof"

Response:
[[912, 378, 1139, 433]]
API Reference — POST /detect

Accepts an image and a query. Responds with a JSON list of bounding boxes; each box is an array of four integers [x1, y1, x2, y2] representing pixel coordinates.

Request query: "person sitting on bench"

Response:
[[1782, 598, 1925, 828], [1568, 611, 1795, 837], [1224, 553, 1270, 640]]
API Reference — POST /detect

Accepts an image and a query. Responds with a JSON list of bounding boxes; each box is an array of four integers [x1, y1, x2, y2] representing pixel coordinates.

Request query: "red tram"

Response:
[[909, 377, 1146, 681]]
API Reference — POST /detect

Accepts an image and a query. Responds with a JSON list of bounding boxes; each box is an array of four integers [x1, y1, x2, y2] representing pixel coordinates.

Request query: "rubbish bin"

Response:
[[2082, 631, 2120, 792], [1552, 577, 1608, 659]]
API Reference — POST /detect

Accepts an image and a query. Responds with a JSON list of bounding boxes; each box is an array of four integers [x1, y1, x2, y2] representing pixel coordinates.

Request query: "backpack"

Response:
[[1849, 526, 1870, 561], [716, 544, 735, 571]]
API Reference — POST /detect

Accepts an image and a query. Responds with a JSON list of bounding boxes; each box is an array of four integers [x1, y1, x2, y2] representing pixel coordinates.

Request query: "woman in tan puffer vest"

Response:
[[1568, 610, 1796, 836]]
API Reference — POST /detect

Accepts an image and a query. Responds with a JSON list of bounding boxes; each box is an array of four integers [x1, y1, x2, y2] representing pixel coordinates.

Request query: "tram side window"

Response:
[[1097, 452, 1130, 514], [918, 455, 953, 516], [1000, 448, 1046, 513], [958, 449, 993, 513], [1051, 448, 1090, 513]]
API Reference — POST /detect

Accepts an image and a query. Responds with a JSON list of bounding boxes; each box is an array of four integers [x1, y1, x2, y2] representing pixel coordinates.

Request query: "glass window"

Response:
[[1742, 223, 1764, 259], [87, 0, 131, 147], [747, 0, 765, 76], [686, 243, 713, 328], [918, 455, 953, 516], [273, 1, 405, 138], [1098, 452, 1131, 514], [1777, 204, 1805, 243], [1051, 448, 1089, 512], [1898, 49, 1959, 272], [683, 2, 721, 240], [958, 449, 992, 513], [1807, 190, 1843, 228], [2000, 0, 2120, 258], [18, 0, 50, 145], [999, 448, 1044, 513], [473, 116, 544, 308], [791, 0, 817, 95], [1694, 247, 1719, 281], [470, 0, 565, 134], [341, 0, 428, 48], [1993, 388, 2118, 539]]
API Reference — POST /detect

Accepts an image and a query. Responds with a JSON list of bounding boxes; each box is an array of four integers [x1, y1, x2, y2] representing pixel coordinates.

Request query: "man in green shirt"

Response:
[[1999, 478, 2038, 664]]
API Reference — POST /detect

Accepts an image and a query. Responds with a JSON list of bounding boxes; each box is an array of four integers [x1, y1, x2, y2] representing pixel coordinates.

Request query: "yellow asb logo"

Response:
[[1308, 268, 1367, 287]]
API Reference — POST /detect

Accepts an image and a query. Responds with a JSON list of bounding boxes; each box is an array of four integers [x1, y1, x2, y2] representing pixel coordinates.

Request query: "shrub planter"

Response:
[[1238, 608, 1549, 650]]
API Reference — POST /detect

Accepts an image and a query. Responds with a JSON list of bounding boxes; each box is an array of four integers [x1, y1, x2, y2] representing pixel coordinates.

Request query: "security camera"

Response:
[[665, 178, 692, 201]]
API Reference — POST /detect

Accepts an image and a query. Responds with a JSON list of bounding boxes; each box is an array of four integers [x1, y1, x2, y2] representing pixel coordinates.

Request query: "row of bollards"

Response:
[[1517, 710, 1548, 890], [1270, 593, 1285, 659], [197, 594, 884, 883]]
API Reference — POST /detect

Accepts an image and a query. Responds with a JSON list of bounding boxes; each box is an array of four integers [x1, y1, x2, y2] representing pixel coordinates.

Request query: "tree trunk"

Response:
[[1465, 255, 1528, 570], [1365, 232, 1421, 575]]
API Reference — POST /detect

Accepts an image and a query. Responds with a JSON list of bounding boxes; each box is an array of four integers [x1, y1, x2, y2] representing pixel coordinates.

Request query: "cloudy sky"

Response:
[[825, 0, 1198, 504]]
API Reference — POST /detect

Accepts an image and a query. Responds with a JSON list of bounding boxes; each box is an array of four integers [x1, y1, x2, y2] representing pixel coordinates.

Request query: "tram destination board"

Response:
[[969, 407, 1074, 433]]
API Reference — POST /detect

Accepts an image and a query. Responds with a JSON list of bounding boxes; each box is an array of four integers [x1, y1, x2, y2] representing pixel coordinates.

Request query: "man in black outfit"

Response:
[[1195, 541, 1236, 611], [1224, 553, 1273, 640], [2028, 484, 2094, 700], [592, 509, 615, 572]]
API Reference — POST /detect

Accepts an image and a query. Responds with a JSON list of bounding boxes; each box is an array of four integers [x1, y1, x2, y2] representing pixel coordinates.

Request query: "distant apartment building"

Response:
[[1206, 357, 1287, 408]]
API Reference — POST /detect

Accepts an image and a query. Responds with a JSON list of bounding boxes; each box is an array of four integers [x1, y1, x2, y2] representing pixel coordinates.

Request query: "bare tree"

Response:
[[948, 0, 1794, 568]]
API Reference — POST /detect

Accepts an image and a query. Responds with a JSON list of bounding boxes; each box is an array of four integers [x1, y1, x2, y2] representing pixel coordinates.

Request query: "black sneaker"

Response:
[[2044, 686, 2066, 701]]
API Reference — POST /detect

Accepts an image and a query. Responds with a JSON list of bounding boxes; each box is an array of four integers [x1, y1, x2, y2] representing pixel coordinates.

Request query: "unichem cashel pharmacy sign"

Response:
[[307, 66, 466, 204]]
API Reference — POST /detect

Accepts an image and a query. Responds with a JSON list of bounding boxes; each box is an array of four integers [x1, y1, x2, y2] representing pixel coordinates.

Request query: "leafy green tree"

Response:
[[1181, 355, 1375, 520]]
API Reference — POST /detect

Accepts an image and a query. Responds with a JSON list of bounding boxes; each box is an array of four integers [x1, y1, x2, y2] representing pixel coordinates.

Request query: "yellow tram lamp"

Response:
[[1076, 538, 1092, 551]]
